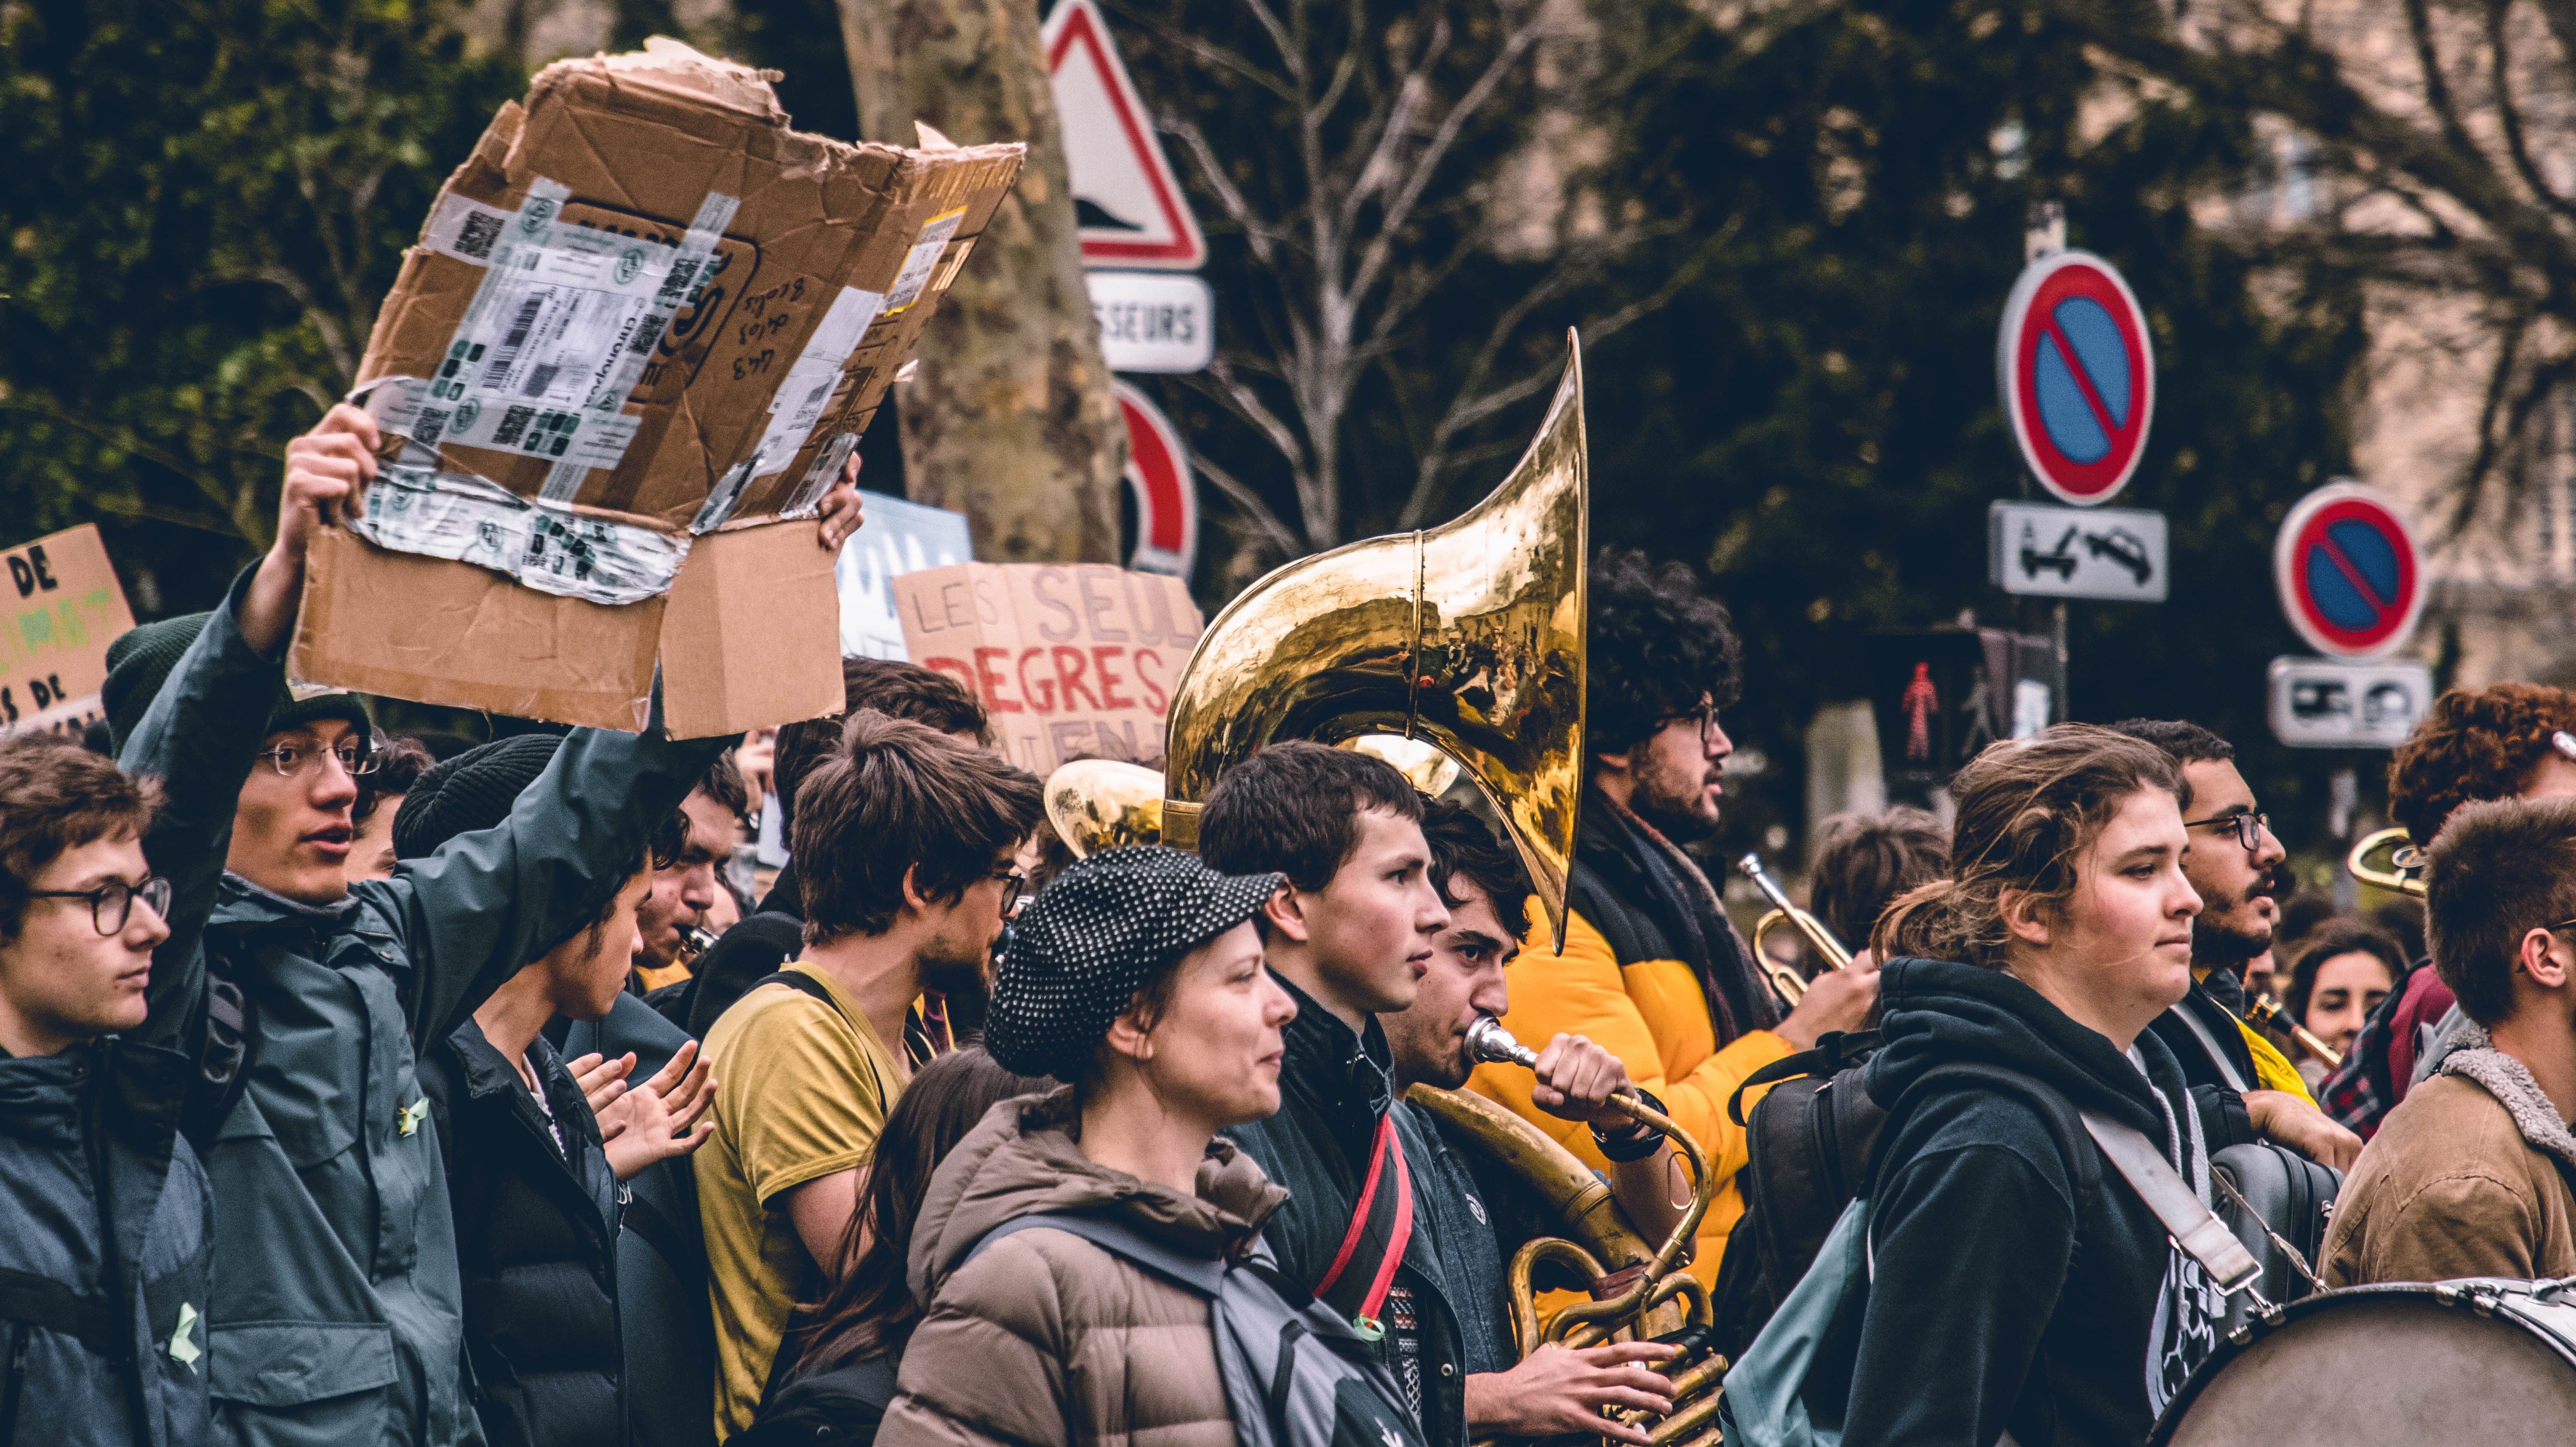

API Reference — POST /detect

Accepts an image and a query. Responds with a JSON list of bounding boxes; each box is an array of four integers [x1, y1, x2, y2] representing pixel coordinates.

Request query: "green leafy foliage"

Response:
[[0, 0, 519, 613]]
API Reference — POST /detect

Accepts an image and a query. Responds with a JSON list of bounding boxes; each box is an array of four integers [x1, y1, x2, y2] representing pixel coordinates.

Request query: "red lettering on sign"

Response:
[[974, 647, 1023, 713], [1136, 648, 1168, 714], [1018, 648, 1058, 713], [1053, 647, 1103, 711], [923, 657, 976, 696], [1093, 647, 1137, 710]]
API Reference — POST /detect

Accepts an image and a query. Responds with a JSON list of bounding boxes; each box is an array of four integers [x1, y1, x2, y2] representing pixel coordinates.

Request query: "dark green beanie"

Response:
[[103, 611, 374, 756], [392, 734, 562, 861]]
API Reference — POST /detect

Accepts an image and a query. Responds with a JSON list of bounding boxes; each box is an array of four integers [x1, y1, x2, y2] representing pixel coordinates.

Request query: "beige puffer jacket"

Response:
[[877, 1088, 1290, 1447]]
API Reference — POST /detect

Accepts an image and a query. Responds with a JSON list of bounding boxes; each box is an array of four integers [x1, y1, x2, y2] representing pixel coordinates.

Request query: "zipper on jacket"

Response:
[[2, 1320, 30, 1447]]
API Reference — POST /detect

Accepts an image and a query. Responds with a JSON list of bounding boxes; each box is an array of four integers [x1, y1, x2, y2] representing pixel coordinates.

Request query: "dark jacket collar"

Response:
[[1272, 970, 1395, 1140], [211, 871, 364, 930]]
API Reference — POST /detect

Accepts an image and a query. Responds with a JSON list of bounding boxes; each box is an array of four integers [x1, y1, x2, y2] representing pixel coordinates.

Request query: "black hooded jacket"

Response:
[[1845, 958, 2253, 1447]]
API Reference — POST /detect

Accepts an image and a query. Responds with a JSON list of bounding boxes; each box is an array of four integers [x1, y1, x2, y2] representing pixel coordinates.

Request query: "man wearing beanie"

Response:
[[695, 709, 1040, 1439], [115, 402, 861, 1447]]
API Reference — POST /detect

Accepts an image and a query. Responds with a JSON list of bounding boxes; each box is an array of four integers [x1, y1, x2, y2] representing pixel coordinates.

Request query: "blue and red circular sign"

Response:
[[2273, 480, 2423, 659], [1115, 381, 1198, 577], [1998, 251, 2156, 506]]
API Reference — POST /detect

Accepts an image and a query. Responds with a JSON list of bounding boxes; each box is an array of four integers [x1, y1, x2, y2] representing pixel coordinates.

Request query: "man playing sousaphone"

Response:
[[1466, 549, 1877, 1284]]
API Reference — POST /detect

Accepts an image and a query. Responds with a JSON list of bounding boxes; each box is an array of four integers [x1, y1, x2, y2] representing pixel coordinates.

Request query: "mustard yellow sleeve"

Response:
[[2240, 1019, 2317, 1103], [1468, 906, 1792, 1185]]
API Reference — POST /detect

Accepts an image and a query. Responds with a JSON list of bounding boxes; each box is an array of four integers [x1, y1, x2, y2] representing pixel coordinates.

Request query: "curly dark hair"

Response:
[[1586, 547, 1743, 757], [2386, 683, 2576, 845]]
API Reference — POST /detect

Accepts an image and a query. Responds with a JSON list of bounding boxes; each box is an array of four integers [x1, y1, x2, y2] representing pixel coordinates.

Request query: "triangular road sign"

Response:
[[1043, 0, 1207, 270]]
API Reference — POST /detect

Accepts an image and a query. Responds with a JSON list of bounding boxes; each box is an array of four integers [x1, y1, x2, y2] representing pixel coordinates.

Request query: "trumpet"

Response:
[[2246, 992, 2344, 1070], [2344, 826, 2426, 898], [1735, 854, 1854, 1007], [1464, 1018, 1713, 1354]]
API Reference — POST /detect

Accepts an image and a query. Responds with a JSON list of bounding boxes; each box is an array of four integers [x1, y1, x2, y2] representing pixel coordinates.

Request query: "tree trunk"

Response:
[[837, 0, 1123, 563]]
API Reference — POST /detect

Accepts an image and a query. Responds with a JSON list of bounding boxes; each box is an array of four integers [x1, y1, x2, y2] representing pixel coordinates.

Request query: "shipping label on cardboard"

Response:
[[884, 207, 966, 314], [893, 562, 1203, 775], [348, 457, 690, 605], [0, 524, 136, 741]]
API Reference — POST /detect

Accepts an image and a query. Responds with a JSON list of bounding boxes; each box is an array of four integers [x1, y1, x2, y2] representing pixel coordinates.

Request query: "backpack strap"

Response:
[[1728, 1029, 1882, 1126], [0, 1266, 124, 1361], [2078, 1112, 2261, 1293], [2163, 999, 2252, 1092], [965, 1213, 1227, 1298], [1310, 1111, 1414, 1340]]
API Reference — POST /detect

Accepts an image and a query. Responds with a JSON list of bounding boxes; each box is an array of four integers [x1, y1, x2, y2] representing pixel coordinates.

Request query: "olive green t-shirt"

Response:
[[694, 963, 903, 1438]]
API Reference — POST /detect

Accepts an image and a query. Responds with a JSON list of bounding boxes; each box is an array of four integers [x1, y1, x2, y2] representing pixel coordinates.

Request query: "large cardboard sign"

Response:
[[892, 562, 1202, 774], [1, 524, 137, 740], [289, 42, 1026, 736]]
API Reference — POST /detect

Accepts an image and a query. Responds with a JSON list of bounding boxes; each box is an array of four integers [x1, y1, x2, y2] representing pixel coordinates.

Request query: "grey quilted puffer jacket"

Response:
[[878, 1090, 1288, 1447]]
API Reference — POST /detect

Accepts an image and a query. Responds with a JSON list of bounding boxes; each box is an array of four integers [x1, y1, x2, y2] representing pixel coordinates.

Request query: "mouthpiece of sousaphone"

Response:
[[1464, 1016, 1540, 1070]]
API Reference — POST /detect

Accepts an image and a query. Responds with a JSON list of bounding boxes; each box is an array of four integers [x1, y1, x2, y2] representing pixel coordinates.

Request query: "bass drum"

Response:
[[2152, 1280, 2576, 1447]]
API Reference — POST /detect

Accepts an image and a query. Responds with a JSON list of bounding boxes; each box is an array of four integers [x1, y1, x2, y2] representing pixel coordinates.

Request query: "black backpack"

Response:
[[1705, 1029, 2344, 1360], [729, 1354, 897, 1447]]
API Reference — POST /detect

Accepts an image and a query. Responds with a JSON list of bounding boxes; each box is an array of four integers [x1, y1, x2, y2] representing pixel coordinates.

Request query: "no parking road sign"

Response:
[[2273, 480, 2424, 659], [1998, 251, 2155, 506]]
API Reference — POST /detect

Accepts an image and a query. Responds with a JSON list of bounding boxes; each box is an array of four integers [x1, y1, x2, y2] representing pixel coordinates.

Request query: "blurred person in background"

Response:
[[1802, 804, 1948, 971], [741, 1048, 1053, 1447], [2282, 920, 2406, 1091], [345, 735, 434, 884]]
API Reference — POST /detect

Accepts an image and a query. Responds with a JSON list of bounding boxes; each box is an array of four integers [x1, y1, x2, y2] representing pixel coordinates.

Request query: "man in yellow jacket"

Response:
[[1468, 549, 1876, 1286]]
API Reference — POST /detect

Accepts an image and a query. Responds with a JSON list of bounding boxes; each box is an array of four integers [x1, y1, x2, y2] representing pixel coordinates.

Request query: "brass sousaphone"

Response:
[[1146, 334, 1722, 1436], [1162, 331, 1590, 954]]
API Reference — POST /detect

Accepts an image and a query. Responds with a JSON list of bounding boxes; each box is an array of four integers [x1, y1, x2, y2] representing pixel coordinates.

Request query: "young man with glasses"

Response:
[[107, 402, 867, 1447], [693, 708, 1040, 1438], [2113, 720, 2362, 1170], [2324, 795, 2576, 1283], [0, 733, 209, 1447], [1463, 549, 1876, 1301]]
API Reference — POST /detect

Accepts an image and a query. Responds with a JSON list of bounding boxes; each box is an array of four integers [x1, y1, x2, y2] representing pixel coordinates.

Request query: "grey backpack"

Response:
[[969, 1213, 1427, 1447]]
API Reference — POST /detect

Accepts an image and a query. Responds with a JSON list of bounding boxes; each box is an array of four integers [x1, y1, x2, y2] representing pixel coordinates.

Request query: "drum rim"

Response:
[[2146, 1278, 2576, 1446]]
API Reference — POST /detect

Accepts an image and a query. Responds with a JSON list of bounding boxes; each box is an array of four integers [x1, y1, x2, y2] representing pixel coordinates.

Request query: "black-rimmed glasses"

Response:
[[2183, 810, 2270, 854], [990, 868, 1027, 917], [26, 876, 173, 936], [1656, 701, 1723, 750], [255, 737, 382, 778]]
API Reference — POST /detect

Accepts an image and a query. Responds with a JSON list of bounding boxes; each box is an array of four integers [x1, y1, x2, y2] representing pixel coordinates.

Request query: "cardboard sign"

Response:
[[892, 562, 1202, 774], [291, 42, 1027, 736], [1, 524, 137, 740]]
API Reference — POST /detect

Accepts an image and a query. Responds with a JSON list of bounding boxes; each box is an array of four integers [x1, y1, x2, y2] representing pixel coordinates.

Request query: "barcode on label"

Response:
[[456, 211, 503, 261], [485, 295, 544, 388], [523, 364, 560, 399], [494, 406, 536, 447], [414, 407, 451, 448]]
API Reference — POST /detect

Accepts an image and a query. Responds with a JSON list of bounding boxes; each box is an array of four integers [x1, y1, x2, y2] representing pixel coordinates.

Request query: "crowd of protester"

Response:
[[10, 407, 2576, 1447]]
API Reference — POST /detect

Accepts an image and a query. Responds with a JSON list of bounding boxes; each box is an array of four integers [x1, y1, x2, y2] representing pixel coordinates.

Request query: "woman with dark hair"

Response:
[[879, 846, 1418, 1447], [738, 1048, 1051, 1446], [2283, 921, 2405, 1088], [1841, 725, 2269, 1446]]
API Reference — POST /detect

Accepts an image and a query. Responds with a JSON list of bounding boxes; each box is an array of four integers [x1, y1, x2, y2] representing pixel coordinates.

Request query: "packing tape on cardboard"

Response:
[[741, 284, 887, 508], [338, 426, 689, 606], [539, 188, 741, 502]]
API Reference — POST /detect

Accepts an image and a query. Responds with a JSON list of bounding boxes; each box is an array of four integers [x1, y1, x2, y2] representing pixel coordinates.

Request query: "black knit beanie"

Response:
[[102, 612, 374, 756], [984, 846, 1285, 1080], [392, 734, 563, 860]]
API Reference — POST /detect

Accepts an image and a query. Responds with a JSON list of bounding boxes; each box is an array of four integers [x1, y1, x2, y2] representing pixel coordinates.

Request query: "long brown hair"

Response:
[[780, 1047, 1052, 1371], [1873, 725, 2182, 969]]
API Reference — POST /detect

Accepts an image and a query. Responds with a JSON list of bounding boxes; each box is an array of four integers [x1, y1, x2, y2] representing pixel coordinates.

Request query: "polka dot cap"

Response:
[[985, 845, 1285, 1080]]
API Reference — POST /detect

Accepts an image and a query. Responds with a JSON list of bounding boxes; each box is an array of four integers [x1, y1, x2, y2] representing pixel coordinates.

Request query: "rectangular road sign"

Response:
[[1088, 270, 1213, 374], [2267, 655, 2433, 749], [1988, 500, 2168, 602]]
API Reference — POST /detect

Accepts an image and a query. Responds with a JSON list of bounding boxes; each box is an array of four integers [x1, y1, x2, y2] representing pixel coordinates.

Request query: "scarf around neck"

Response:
[[1597, 793, 1783, 1038]]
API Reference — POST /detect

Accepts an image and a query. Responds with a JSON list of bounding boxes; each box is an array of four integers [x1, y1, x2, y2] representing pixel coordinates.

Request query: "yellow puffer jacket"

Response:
[[1466, 905, 1790, 1288]]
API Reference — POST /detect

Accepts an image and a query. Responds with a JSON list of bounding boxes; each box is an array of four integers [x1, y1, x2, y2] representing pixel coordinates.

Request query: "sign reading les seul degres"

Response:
[[892, 562, 1204, 774]]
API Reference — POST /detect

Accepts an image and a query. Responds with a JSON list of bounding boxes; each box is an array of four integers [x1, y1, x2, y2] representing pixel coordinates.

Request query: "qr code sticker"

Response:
[[456, 210, 503, 261], [494, 406, 536, 447], [414, 408, 451, 449]]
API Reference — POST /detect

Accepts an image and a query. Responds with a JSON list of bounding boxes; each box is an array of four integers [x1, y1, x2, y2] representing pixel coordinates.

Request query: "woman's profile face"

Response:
[[1138, 921, 1297, 1128], [2044, 788, 2203, 1028]]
